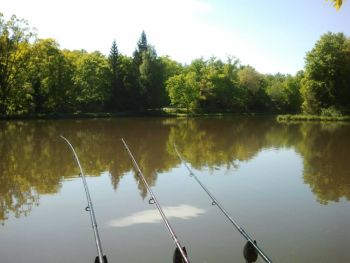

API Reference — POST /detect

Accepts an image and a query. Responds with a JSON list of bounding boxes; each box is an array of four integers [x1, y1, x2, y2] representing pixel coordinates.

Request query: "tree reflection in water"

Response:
[[0, 117, 349, 224]]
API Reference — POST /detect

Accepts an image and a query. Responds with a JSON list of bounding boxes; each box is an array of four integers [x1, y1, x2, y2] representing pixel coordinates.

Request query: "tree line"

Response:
[[1, 13, 349, 116]]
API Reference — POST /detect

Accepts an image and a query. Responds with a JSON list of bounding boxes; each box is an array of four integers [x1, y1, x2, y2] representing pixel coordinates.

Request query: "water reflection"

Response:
[[299, 123, 350, 204], [108, 204, 205, 227], [0, 117, 349, 224]]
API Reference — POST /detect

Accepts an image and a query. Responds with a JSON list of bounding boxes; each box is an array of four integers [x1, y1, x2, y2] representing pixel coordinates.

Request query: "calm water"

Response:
[[0, 117, 349, 263]]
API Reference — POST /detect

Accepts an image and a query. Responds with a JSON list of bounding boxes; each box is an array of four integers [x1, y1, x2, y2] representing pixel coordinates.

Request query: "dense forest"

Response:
[[0, 13, 350, 116]]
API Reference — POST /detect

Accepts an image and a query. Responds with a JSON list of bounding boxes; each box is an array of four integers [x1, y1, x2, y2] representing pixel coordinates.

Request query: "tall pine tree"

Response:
[[109, 40, 119, 75], [133, 30, 148, 67], [137, 30, 148, 54], [108, 39, 122, 110], [130, 31, 167, 110], [130, 31, 149, 110]]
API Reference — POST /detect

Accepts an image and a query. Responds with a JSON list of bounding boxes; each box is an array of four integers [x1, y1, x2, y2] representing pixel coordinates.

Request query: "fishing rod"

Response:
[[121, 138, 190, 263], [174, 144, 272, 263], [61, 136, 108, 263]]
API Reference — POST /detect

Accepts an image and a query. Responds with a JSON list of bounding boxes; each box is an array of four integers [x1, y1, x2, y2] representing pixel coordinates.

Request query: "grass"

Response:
[[148, 108, 232, 117], [277, 114, 350, 122], [148, 108, 274, 117]]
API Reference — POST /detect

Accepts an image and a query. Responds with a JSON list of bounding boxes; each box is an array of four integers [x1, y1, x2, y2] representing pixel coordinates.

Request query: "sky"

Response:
[[1, 0, 349, 74]]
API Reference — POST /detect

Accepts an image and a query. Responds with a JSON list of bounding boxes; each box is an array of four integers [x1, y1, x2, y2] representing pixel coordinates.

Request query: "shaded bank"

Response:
[[0, 108, 275, 120], [277, 114, 350, 122]]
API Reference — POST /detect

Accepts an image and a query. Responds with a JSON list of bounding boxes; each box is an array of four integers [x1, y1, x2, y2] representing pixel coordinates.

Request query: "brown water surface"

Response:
[[0, 117, 349, 262]]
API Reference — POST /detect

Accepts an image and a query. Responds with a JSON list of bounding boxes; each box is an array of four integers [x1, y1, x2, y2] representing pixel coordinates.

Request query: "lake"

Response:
[[0, 116, 349, 263]]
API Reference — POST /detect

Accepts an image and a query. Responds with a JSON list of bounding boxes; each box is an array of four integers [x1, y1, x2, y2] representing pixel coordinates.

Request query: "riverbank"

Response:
[[277, 114, 350, 122], [3, 110, 350, 122], [0, 112, 129, 120], [0, 108, 272, 120]]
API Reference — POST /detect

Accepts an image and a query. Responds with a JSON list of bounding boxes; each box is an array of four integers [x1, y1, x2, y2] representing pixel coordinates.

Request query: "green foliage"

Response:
[[139, 47, 166, 108], [320, 106, 342, 117], [109, 40, 119, 74], [159, 56, 183, 79], [220, 57, 246, 110], [132, 30, 148, 70], [277, 114, 350, 122], [238, 66, 271, 111], [0, 12, 348, 117], [301, 32, 350, 114], [265, 72, 302, 113], [166, 72, 200, 111], [129, 31, 169, 110], [0, 13, 35, 114], [108, 39, 124, 111], [137, 30, 148, 53], [28, 39, 73, 113], [198, 57, 237, 109], [72, 51, 110, 111], [129, 31, 151, 110], [166, 57, 248, 112], [238, 66, 261, 93]]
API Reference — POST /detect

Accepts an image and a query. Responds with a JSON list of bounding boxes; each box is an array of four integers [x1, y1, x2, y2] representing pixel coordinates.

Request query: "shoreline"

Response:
[[0, 109, 275, 120], [2, 110, 350, 122], [277, 114, 350, 122]]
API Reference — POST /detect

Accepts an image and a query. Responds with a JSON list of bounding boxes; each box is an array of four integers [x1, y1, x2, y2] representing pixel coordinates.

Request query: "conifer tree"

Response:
[[109, 40, 119, 75], [137, 30, 148, 53], [108, 39, 122, 110], [130, 31, 151, 110], [133, 30, 149, 67]]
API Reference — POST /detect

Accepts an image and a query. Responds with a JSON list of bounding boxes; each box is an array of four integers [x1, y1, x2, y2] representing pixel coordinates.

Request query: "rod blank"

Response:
[[61, 136, 106, 263], [174, 144, 272, 263], [122, 138, 190, 263]]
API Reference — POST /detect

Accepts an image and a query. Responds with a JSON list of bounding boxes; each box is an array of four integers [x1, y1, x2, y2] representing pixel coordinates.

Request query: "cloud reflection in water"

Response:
[[108, 204, 205, 227]]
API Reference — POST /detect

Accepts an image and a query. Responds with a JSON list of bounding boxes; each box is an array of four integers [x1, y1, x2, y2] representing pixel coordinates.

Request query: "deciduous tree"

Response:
[[166, 72, 200, 111], [0, 13, 35, 114], [28, 39, 72, 113], [301, 32, 350, 114], [73, 51, 110, 111]]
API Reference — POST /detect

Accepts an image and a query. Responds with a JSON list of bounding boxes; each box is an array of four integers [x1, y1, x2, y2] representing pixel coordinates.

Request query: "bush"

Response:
[[320, 107, 342, 117]]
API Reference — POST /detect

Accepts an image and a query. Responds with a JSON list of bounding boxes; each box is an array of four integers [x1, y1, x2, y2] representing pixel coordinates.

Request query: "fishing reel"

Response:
[[243, 240, 258, 263], [94, 255, 108, 263], [173, 246, 188, 263]]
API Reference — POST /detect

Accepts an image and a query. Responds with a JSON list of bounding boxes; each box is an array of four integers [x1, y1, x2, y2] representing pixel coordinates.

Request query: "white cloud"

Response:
[[108, 204, 205, 227]]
